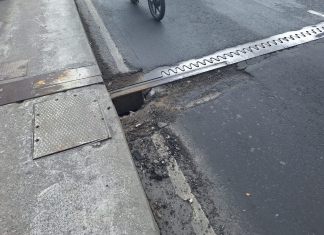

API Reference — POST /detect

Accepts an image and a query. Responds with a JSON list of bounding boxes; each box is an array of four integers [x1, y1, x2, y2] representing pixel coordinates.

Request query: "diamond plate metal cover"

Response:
[[33, 95, 110, 159]]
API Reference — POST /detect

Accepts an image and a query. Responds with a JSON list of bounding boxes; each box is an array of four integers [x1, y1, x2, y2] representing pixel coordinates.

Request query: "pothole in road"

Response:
[[120, 67, 250, 234]]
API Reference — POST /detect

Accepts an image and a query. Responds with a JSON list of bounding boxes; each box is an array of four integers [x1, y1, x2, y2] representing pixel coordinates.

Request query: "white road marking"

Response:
[[184, 92, 221, 109], [84, 0, 129, 73], [152, 133, 216, 235], [308, 10, 324, 18]]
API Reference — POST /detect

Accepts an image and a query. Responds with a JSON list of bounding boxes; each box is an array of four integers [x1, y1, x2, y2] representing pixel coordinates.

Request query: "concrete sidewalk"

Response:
[[0, 0, 158, 234]]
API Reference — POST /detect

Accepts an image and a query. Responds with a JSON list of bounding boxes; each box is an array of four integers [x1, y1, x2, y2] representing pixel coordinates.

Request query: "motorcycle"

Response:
[[131, 0, 165, 21]]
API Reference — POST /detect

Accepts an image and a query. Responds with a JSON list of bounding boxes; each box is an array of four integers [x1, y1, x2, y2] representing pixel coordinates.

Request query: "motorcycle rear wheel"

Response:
[[130, 0, 139, 4], [148, 0, 165, 21]]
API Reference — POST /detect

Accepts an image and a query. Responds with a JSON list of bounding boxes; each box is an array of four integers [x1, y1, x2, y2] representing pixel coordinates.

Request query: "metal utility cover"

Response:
[[33, 95, 110, 159]]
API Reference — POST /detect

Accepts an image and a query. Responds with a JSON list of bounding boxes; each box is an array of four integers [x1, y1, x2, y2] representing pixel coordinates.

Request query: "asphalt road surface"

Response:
[[121, 40, 324, 235], [172, 40, 324, 234], [91, 0, 324, 71]]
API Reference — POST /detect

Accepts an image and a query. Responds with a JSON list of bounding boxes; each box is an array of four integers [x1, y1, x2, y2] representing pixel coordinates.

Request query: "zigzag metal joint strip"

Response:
[[111, 22, 324, 98]]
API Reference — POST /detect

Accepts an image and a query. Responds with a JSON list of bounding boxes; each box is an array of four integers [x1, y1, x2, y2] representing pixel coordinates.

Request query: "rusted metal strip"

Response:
[[0, 65, 102, 105]]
